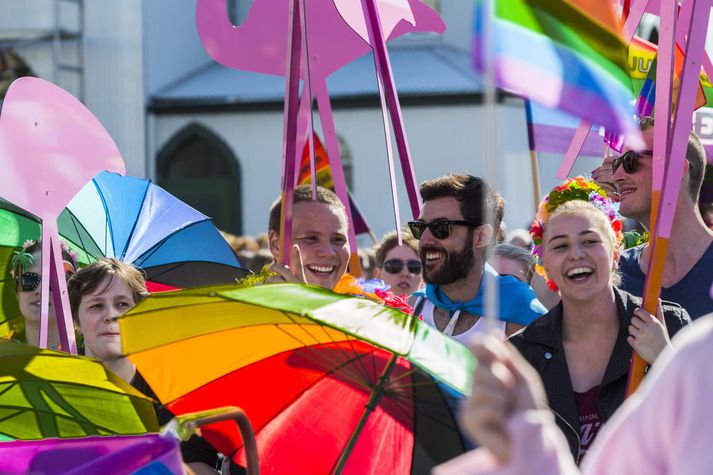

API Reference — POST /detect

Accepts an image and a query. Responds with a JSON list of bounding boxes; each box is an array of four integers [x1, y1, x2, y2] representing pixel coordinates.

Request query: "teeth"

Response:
[[426, 252, 442, 261], [307, 265, 335, 273], [567, 267, 593, 277]]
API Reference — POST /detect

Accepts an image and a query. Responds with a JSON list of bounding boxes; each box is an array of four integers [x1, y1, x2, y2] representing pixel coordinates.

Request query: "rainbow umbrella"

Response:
[[0, 434, 183, 474], [0, 171, 249, 338], [62, 171, 248, 288], [0, 204, 95, 339], [120, 284, 474, 474], [0, 339, 158, 439]]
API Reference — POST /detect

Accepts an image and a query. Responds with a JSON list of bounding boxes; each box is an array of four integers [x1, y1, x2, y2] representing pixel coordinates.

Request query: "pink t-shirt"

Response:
[[574, 385, 602, 460]]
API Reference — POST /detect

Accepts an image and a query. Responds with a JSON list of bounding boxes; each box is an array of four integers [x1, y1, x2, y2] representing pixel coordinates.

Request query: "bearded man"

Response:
[[408, 174, 546, 339]]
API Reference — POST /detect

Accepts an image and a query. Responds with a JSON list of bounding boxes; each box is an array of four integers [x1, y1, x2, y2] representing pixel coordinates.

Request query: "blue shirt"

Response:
[[618, 242, 713, 320], [414, 264, 547, 326]]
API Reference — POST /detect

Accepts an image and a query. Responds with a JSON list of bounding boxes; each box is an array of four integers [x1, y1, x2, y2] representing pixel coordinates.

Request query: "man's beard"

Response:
[[422, 232, 474, 286]]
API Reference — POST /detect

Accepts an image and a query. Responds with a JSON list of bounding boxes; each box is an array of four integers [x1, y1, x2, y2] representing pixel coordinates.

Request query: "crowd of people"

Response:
[[3, 115, 713, 473]]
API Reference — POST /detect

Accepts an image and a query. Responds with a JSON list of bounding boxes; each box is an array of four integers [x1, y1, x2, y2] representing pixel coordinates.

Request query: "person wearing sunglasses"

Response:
[[373, 229, 423, 297], [408, 174, 546, 341], [9, 239, 78, 349], [613, 117, 713, 320]]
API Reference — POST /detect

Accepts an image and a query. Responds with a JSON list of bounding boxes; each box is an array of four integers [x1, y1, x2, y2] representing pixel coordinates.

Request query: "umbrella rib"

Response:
[[274, 320, 372, 388], [0, 405, 123, 435], [131, 221, 206, 268], [0, 407, 24, 424], [303, 319, 378, 383], [318, 326, 375, 383], [282, 311, 374, 383], [0, 382, 16, 398], [385, 366, 422, 385], [64, 207, 104, 257], [386, 388, 461, 431]]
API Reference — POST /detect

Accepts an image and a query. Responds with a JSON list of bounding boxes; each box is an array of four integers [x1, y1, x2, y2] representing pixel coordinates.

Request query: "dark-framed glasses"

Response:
[[611, 150, 653, 174], [407, 219, 480, 240], [383, 259, 422, 275], [18, 271, 73, 293], [18, 272, 42, 292]]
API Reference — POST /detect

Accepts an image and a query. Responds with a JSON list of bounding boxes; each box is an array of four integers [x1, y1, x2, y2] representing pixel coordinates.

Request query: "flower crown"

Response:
[[529, 177, 623, 291]]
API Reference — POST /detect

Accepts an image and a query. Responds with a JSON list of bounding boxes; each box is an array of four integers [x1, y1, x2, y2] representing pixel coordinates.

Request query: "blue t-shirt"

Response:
[[618, 242, 713, 320], [413, 264, 547, 326]]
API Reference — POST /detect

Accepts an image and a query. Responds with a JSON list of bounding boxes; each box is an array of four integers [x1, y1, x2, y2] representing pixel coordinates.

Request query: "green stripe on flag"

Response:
[[496, 0, 630, 88]]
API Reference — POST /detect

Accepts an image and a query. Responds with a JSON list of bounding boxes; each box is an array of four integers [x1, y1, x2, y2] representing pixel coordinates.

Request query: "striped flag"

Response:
[[629, 36, 708, 116], [526, 101, 605, 156], [298, 132, 374, 236], [473, 0, 641, 141]]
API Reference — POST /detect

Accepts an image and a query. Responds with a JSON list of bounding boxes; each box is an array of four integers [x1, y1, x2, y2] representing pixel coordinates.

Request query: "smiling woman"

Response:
[[509, 178, 691, 464], [10, 239, 78, 349]]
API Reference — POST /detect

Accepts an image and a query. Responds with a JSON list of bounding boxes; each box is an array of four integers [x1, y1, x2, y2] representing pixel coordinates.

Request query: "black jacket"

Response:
[[508, 287, 690, 463]]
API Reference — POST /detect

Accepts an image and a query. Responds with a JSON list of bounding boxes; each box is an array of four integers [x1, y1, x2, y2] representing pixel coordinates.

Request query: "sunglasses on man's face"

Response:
[[611, 150, 653, 174], [408, 219, 479, 240], [383, 259, 422, 275], [18, 271, 73, 293]]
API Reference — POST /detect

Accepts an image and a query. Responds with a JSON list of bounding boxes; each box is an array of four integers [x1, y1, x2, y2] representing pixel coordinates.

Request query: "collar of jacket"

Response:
[[516, 287, 641, 461]]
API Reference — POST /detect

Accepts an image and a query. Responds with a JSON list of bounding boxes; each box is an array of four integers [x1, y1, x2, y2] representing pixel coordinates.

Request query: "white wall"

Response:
[[439, 0, 472, 51], [142, 0, 213, 95], [152, 100, 546, 241], [83, 0, 146, 177]]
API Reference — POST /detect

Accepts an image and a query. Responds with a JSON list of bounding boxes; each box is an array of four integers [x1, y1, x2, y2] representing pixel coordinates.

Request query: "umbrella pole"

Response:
[[332, 354, 398, 475]]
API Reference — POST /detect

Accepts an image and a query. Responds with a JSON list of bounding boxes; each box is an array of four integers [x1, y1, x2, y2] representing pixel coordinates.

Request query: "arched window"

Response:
[[156, 123, 242, 234]]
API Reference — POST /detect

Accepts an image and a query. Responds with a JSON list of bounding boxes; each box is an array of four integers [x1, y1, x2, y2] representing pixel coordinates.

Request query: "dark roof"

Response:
[[149, 43, 483, 112]]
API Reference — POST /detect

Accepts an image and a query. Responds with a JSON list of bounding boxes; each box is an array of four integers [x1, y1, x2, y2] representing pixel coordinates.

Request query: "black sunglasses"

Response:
[[408, 219, 480, 240], [383, 259, 422, 275], [612, 150, 653, 174], [18, 271, 73, 292]]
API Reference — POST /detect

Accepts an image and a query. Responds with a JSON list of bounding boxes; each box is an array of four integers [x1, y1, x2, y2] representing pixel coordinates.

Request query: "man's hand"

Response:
[[459, 335, 548, 463], [266, 244, 307, 284], [591, 155, 620, 201]]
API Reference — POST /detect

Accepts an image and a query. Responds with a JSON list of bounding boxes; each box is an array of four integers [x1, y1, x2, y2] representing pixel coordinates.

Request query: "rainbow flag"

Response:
[[298, 133, 373, 236], [628, 36, 709, 115], [526, 101, 605, 156], [605, 36, 709, 151], [473, 0, 640, 140]]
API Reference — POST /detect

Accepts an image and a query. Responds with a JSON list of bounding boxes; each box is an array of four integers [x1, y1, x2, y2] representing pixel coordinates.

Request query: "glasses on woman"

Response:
[[611, 150, 653, 174], [408, 219, 479, 240], [383, 259, 422, 275], [18, 271, 73, 292]]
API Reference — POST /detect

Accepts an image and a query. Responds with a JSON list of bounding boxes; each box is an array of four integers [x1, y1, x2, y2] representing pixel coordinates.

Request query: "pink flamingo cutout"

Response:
[[196, 0, 444, 265], [0, 77, 125, 353]]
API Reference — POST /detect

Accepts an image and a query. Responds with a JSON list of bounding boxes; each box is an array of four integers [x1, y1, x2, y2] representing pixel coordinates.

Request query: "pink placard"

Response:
[[0, 77, 125, 351]]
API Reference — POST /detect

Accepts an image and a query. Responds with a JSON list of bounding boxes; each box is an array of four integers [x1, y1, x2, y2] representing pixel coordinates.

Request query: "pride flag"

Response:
[[526, 101, 605, 156], [628, 35, 709, 116], [605, 36, 709, 151], [298, 133, 373, 236], [473, 0, 640, 140]]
